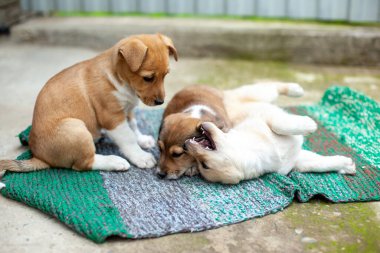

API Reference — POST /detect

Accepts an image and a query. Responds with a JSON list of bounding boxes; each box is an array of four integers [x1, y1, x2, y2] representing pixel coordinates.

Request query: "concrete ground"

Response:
[[0, 38, 379, 253], [11, 17, 380, 66]]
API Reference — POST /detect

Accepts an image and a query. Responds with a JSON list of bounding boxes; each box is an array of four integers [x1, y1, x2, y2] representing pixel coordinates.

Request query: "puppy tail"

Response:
[[0, 158, 49, 172]]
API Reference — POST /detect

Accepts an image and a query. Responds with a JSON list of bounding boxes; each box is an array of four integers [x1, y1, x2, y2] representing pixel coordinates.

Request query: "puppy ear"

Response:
[[158, 140, 164, 151], [118, 39, 148, 72], [159, 34, 178, 61]]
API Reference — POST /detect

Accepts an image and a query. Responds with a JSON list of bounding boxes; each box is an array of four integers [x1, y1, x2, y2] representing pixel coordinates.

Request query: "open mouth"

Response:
[[191, 125, 216, 150]]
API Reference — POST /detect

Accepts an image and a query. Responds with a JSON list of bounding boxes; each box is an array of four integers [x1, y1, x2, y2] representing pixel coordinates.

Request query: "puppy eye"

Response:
[[172, 152, 183, 158], [201, 161, 210, 169], [143, 76, 155, 82]]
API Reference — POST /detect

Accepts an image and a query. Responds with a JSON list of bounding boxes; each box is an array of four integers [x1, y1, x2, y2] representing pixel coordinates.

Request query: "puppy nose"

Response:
[[154, 99, 164, 105], [157, 171, 167, 179]]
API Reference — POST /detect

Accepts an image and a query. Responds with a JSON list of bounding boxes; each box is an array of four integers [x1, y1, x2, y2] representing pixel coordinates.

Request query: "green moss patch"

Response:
[[285, 200, 380, 252]]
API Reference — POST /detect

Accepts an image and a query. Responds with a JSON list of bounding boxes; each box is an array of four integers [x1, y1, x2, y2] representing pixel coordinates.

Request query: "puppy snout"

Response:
[[157, 171, 167, 179], [154, 99, 164, 105]]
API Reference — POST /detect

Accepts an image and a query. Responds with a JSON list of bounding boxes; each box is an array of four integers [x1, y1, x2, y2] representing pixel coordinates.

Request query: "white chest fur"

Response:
[[107, 72, 139, 113], [182, 105, 216, 119]]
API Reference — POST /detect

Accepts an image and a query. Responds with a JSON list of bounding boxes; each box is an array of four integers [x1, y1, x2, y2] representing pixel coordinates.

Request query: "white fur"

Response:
[[105, 72, 156, 168], [286, 82, 305, 97], [224, 82, 305, 104], [129, 118, 156, 149], [188, 95, 356, 184], [294, 150, 356, 174], [159, 164, 195, 180], [107, 72, 139, 113], [184, 165, 199, 177], [183, 105, 216, 119], [166, 173, 180, 180], [0, 182, 5, 189], [106, 120, 156, 169], [92, 154, 130, 171]]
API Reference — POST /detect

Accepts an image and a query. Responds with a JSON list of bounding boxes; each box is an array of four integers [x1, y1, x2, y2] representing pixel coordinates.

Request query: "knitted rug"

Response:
[[1, 86, 379, 243]]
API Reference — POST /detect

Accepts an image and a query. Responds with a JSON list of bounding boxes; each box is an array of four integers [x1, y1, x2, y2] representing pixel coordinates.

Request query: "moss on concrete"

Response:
[[285, 200, 380, 253]]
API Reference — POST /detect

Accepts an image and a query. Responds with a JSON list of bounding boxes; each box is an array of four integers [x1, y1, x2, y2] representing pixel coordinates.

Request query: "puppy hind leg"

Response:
[[294, 150, 356, 174], [42, 118, 130, 171], [66, 123, 130, 171], [268, 110, 317, 136]]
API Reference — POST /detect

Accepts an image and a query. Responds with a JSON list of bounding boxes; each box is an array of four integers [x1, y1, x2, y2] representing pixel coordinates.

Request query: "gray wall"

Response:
[[20, 0, 380, 22]]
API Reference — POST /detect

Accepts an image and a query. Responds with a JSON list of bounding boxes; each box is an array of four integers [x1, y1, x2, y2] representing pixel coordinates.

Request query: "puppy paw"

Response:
[[337, 157, 356, 175], [286, 83, 304, 97], [138, 134, 156, 149], [106, 155, 131, 171], [92, 154, 130, 171], [185, 166, 199, 177], [0, 182, 5, 190], [299, 116, 318, 135], [110, 155, 131, 171], [129, 150, 157, 169]]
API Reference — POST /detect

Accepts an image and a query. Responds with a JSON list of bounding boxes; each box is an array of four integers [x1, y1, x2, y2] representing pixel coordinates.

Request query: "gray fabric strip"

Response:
[[99, 109, 293, 238]]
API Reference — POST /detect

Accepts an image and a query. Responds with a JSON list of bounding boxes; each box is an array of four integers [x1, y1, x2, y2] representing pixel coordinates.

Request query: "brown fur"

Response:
[[0, 34, 177, 172], [158, 85, 232, 177]]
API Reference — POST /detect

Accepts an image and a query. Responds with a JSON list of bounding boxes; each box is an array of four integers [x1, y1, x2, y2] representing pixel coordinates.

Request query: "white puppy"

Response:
[[185, 86, 356, 184]]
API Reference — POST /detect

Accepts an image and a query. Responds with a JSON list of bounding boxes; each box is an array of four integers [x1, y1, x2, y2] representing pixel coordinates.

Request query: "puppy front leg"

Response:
[[106, 120, 156, 169], [294, 150, 356, 175], [128, 112, 155, 149]]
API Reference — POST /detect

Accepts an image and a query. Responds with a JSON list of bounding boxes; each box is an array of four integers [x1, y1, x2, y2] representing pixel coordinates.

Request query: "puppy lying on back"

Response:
[[185, 86, 356, 184], [158, 82, 304, 179], [0, 34, 177, 174]]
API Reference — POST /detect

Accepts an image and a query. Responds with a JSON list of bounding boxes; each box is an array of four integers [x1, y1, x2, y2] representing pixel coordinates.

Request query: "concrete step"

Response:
[[11, 17, 380, 66]]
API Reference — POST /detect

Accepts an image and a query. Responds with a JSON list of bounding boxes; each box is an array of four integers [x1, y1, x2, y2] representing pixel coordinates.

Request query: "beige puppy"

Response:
[[185, 86, 356, 184], [158, 82, 303, 179], [0, 34, 178, 173]]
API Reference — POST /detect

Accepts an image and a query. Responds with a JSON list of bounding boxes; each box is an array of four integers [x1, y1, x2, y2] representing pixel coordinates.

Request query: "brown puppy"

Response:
[[158, 82, 305, 180], [0, 34, 178, 174], [158, 85, 232, 179]]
